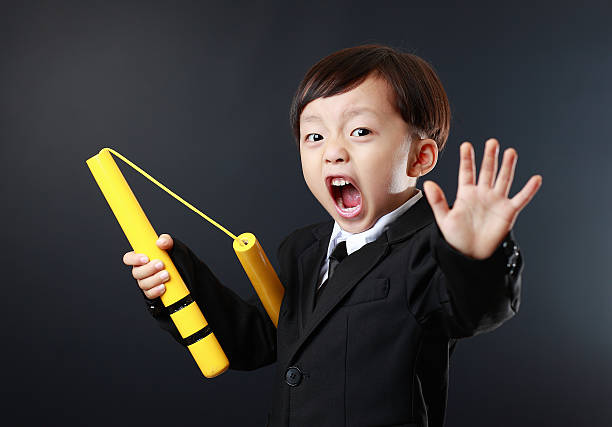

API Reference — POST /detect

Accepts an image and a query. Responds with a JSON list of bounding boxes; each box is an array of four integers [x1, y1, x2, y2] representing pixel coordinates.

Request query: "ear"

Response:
[[407, 138, 438, 178]]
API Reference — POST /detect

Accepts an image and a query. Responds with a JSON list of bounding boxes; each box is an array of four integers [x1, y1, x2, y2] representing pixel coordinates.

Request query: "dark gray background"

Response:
[[2, 0, 611, 425]]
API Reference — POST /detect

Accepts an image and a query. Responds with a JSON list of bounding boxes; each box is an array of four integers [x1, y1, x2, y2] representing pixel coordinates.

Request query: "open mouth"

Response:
[[327, 176, 363, 218]]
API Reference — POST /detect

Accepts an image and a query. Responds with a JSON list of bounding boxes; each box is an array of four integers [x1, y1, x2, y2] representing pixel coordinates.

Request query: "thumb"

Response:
[[156, 233, 174, 250], [423, 181, 450, 223]]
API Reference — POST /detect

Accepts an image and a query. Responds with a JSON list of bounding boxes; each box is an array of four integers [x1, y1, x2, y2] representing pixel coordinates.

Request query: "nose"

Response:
[[324, 137, 349, 164]]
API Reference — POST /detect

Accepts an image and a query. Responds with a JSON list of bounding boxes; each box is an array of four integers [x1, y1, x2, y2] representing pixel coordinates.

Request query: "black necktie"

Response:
[[315, 241, 348, 306]]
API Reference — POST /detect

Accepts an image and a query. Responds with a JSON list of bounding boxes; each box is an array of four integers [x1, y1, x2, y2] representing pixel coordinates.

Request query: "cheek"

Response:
[[300, 163, 313, 190], [301, 156, 324, 199], [388, 170, 409, 193], [361, 149, 409, 194], [302, 171, 317, 196], [388, 144, 411, 191]]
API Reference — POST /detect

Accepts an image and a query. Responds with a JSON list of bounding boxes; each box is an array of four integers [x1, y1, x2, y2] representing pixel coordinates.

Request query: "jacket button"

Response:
[[285, 366, 303, 387]]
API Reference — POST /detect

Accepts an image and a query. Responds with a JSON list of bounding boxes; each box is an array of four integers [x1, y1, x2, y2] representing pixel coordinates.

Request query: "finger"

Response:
[[458, 142, 476, 187], [510, 175, 543, 213], [156, 233, 174, 250], [423, 180, 450, 223], [477, 138, 499, 188], [132, 259, 165, 280], [493, 148, 517, 197], [137, 269, 170, 292], [143, 283, 167, 299], [123, 251, 149, 266]]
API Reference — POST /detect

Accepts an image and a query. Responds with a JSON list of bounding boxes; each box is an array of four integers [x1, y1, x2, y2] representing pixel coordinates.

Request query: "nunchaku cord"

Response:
[[101, 148, 247, 245]]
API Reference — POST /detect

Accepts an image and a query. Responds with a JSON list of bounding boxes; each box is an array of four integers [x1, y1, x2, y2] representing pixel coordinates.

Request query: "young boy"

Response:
[[123, 44, 541, 426]]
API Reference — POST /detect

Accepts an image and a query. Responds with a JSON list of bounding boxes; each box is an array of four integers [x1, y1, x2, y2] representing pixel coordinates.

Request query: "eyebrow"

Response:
[[301, 107, 381, 124], [301, 114, 322, 124], [343, 107, 380, 120]]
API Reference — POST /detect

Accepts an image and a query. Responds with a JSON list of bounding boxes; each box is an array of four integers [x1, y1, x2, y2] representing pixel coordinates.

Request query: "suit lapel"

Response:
[[289, 238, 389, 363], [297, 232, 330, 334], [288, 196, 436, 364]]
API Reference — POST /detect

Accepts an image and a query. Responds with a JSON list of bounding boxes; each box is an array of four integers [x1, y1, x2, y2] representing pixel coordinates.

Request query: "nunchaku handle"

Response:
[[86, 149, 229, 378], [233, 233, 284, 328]]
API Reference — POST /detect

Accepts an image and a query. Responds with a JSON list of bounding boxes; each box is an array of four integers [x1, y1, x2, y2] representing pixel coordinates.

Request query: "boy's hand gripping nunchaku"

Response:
[[86, 148, 284, 378]]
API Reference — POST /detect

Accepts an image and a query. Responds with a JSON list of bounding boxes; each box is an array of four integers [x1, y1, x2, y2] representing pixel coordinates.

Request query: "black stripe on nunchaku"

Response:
[[166, 294, 195, 314], [166, 294, 214, 346], [183, 324, 213, 346]]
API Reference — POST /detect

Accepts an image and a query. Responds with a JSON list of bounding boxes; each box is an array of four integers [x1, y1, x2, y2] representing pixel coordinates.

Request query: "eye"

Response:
[[305, 133, 324, 142], [350, 128, 371, 137]]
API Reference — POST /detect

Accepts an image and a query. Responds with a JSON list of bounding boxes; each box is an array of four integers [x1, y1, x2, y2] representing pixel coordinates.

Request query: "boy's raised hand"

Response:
[[423, 138, 542, 260]]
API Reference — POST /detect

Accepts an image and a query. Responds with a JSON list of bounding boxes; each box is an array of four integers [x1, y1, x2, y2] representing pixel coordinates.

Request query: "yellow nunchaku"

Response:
[[86, 148, 284, 378]]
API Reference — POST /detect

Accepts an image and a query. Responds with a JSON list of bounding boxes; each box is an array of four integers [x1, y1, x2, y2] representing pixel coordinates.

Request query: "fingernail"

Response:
[[155, 261, 163, 269], [160, 271, 169, 280], [158, 284, 165, 292], [156, 238, 165, 244], [140, 256, 149, 263]]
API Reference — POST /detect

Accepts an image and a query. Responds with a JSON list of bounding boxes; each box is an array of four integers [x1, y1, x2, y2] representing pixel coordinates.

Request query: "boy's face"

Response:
[[299, 74, 420, 233]]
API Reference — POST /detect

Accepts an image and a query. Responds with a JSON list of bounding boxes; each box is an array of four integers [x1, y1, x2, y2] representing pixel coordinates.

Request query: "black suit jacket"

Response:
[[144, 196, 523, 427]]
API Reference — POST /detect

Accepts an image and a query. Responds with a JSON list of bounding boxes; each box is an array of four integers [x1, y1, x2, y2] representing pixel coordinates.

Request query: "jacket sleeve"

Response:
[[412, 224, 522, 339], [140, 236, 277, 371]]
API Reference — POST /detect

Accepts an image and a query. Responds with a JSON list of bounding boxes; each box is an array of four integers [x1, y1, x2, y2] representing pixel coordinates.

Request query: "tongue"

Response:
[[341, 184, 361, 208]]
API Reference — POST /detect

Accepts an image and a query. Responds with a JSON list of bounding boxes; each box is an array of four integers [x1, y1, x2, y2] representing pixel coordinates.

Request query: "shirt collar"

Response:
[[326, 189, 423, 258]]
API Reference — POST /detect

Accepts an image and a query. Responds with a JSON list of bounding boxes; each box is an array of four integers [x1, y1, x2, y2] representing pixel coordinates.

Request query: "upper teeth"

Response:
[[331, 178, 349, 186]]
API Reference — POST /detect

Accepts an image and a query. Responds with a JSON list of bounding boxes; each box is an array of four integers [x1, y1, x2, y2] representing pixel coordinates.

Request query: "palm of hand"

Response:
[[424, 138, 542, 260]]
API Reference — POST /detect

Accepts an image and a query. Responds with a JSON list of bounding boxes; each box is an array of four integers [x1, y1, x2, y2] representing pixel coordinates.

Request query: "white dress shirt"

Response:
[[317, 189, 423, 289]]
